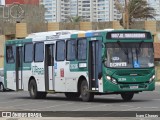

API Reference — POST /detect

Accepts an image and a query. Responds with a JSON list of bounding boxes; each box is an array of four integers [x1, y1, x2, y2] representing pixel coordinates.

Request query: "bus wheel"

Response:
[[80, 80, 94, 102], [65, 92, 80, 99], [29, 80, 42, 99], [121, 92, 134, 101], [0, 83, 4, 92]]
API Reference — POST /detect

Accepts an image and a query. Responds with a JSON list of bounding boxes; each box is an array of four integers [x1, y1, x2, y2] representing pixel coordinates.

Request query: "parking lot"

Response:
[[0, 84, 160, 120]]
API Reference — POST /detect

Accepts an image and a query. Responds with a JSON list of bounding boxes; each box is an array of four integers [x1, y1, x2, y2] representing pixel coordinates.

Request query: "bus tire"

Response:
[[29, 79, 41, 99], [121, 92, 134, 101], [65, 92, 80, 99], [0, 82, 4, 92], [80, 80, 94, 102]]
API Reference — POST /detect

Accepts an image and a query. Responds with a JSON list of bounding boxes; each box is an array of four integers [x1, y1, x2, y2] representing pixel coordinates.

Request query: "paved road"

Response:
[[0, 84, 160, 120]]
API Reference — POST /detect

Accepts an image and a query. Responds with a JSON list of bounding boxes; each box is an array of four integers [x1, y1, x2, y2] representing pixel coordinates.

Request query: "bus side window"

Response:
[[34, 42, 44, 62], [66, 39, 76, 61], [6, 45, 16, 63], [24, 43, 33, 63], [77, 39, 87, 60], [56, 40, 65, 61]]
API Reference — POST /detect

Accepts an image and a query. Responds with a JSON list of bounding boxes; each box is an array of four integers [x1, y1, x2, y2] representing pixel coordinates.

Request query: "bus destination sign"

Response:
[[106, 32, 152, 40], [111, 33, 145, 39]]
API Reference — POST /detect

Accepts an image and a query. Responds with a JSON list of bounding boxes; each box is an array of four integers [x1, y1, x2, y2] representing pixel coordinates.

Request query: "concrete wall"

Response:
[[0, 35, 6, 68]]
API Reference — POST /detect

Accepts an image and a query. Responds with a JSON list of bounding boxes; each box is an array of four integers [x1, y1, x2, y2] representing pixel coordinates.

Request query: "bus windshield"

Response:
[[105, 42, 154, 68]]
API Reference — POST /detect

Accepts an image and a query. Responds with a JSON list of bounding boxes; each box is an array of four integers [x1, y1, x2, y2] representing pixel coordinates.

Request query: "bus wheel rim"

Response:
[[31, 85, 35, 95], [82, 86, 88, 96]]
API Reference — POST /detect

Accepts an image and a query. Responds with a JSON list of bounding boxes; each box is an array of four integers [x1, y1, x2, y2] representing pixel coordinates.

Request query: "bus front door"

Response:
[[45, 44, 55, 91], [88, 40, 102, 91], [16, 46, 23, 91]]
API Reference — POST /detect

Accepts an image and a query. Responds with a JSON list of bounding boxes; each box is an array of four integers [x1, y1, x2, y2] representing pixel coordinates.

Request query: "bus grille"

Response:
[[115, 70, 150, 76], [119, 84, 147, 89]]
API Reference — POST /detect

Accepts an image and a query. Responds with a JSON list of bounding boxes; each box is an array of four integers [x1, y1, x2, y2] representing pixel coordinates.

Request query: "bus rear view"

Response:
[[103, 30, 155, 101]]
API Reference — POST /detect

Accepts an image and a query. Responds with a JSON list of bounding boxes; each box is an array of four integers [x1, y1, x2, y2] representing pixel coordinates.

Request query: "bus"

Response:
[[3, 29, 155, 102]]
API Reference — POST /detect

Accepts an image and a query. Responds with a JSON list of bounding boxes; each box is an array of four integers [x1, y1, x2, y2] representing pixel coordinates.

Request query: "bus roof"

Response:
[[26, 30, 81, 38], [108, 29, 151, 32], [6, 29, 152, 44], [26, 30, 84, 41]]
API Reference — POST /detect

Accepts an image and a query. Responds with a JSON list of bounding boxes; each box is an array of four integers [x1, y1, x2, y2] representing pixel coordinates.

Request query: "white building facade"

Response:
[[40, 0, 123, 22], [41, 0, 159, 22], [40, 0, 57, 22]]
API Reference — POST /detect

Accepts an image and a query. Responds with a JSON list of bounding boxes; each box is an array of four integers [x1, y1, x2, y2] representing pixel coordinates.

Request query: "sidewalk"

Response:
[[156, 82, 160, 86]]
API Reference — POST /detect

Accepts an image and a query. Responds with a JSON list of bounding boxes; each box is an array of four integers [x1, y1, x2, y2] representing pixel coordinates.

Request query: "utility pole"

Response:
[[125, 0, 129, 29]]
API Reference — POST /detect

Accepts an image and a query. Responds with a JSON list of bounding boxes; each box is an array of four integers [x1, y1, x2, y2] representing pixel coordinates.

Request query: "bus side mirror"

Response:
[[102, 48, 107, 64], [102, 48, 105, 58]]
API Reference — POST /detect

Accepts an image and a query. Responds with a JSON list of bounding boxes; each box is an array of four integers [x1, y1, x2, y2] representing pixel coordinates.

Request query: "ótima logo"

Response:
[[10, 3, 24, 18]]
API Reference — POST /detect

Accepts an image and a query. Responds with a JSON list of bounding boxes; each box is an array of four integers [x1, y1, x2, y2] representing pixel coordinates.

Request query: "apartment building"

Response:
[[40, 0, 70, 22], [40, 0, 125, 22], [39, 0, 55, 22]]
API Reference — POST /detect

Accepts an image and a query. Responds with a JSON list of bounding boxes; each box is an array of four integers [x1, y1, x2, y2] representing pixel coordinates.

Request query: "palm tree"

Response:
[[66, 15, 82, 23], [115, 0, 156, 29]]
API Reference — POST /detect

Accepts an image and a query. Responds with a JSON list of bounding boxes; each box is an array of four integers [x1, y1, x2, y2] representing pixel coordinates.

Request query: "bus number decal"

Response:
[[118, 78, 126, 81], [32, 66, 44, 75], [70, 64, 78, 69]]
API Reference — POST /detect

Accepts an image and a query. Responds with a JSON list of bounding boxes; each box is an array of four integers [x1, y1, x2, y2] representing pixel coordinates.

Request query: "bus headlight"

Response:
[[106, 76, 117, 84], [106, 76, 111, 80], [149, 75, 155, 83]]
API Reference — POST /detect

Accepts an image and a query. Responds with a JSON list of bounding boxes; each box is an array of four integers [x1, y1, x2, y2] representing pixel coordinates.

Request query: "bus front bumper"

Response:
[[103, 81, 155, 93]]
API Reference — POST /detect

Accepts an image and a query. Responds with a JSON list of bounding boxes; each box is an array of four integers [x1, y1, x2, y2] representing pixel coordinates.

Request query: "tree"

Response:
[[66, 15, 82, 23], [115, 0, 156, 29]]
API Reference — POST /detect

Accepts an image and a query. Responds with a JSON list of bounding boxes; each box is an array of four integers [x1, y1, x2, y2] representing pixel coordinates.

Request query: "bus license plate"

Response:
[[130, 86, 138, 89]]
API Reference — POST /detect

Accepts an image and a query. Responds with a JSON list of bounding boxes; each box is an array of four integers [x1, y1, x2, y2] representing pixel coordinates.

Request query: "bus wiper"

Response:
[[136, 41, 144, 54], [139, 41, 144, 48], [117, 41, 129, 63]]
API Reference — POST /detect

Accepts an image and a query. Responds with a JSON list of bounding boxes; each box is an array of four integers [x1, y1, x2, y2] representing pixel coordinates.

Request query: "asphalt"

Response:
[[0, 82, 160, 120]]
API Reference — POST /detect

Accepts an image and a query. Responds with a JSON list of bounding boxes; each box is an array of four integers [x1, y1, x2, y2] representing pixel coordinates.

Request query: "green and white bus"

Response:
[[4, 29, 155, 102]]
